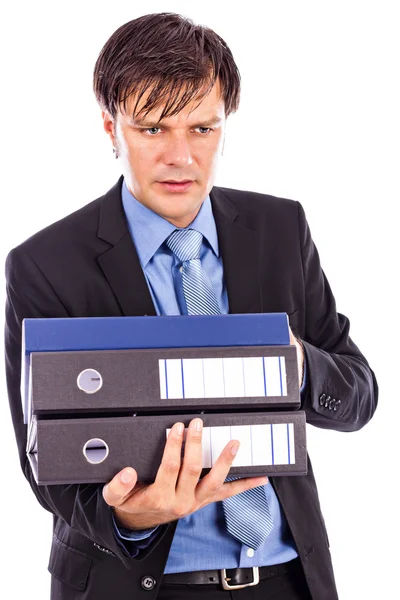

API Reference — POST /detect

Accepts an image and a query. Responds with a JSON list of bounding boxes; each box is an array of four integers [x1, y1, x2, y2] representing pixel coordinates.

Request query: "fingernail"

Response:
[[176, 423, 184, 435], [121, 468, 134, 484], [194, 418, 203, 432], [231, 442, 240, 456]]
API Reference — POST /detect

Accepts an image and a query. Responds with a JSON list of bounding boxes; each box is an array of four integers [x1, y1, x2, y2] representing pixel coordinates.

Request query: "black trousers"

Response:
[[157, 560, 312, 600]]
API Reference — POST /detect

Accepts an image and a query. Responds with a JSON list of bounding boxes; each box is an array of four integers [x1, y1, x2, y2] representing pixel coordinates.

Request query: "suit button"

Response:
[[333, 399, 341, 411], [319, 393, 326, 406], [141, 576, 156, 591], [324, 395, 331, 408], [328, 398, 336, 410]]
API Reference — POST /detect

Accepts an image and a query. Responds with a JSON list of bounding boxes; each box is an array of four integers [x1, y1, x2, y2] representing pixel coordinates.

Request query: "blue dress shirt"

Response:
[[115, 179, 299, 572]]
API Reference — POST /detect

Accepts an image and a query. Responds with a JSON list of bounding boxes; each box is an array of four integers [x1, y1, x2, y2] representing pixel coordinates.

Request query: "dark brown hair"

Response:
[[93, 12, 240, 121]]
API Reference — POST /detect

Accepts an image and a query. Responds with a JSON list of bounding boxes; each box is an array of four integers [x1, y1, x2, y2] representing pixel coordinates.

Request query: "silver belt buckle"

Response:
[[220, 566, 260, 590]]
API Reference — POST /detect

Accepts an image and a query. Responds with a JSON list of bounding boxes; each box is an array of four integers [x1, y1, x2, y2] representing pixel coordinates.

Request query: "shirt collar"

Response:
[[121, 179, 219, 267]]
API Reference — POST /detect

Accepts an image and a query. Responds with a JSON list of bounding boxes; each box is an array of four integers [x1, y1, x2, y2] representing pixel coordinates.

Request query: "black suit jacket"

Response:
[[5, 177, 378, 599]]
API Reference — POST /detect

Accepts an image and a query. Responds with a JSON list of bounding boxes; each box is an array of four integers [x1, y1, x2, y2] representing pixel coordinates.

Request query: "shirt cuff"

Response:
[[112, 513, 162, 558], [112, 512, 159, 541]]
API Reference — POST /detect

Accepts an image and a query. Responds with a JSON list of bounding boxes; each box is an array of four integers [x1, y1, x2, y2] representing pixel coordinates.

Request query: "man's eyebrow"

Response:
[[130, 116, 223, 128]]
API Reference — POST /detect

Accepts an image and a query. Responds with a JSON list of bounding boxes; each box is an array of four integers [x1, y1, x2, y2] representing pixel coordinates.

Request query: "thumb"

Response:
[[102, 467, 138, 507]]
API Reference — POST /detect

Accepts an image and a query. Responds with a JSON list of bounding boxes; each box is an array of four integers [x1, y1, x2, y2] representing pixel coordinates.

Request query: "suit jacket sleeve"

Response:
[[4, 248, 170, 567], [296, 201, 378, 431]]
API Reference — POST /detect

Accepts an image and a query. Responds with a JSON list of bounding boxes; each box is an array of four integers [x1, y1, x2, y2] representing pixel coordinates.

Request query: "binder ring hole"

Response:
[[83, 438, 109, 464], [77, 369, 103, 394]]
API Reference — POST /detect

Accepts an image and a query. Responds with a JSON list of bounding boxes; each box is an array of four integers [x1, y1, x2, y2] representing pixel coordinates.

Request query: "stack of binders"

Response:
[[22, 313, 307, 485]]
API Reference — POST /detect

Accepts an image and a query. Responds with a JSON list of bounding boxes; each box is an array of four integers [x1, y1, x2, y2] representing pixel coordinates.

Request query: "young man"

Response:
[[5, 12, 378, 600]]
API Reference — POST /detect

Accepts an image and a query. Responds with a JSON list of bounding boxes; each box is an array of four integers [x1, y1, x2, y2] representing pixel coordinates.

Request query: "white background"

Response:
[[0, 1, 399, 598]]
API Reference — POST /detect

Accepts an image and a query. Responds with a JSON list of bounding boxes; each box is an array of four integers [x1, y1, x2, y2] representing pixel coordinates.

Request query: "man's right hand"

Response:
[[102, 417, 268, 531]]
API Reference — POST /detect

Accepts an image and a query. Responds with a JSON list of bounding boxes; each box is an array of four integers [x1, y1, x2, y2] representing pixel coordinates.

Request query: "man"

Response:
[[5, 12, 378, 600]]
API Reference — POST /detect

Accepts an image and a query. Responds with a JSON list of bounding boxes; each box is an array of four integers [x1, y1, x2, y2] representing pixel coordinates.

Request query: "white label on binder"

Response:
[[288, 422, 296, 464], [165, 359, 183, 399], [242, 357, 265, 397], [230, 425, 252, 466], [251, 424, 273, 466], [159, 360, 167, 400], [166, 423, 295, 467], [271, 423, 290, 465], [222, 357, 245, 397], [263, 357, 282, 396], [210, 426, 231, 466], [159, 356, 287, 400], [203, 358, 225, 398], [280, 357, 288, 396], [181, 358, 204, 399]]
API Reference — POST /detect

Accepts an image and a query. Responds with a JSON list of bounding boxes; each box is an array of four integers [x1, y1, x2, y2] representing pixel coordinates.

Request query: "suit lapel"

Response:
[[97, 177, 156, 317], [210, 187, 263, 315]]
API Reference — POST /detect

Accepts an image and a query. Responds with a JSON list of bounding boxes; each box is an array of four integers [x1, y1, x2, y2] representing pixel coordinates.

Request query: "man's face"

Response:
[[103, 80, 226, 228]]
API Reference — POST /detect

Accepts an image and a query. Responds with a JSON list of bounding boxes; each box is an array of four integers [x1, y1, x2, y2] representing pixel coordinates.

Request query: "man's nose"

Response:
[[162, 134, 193, 168]]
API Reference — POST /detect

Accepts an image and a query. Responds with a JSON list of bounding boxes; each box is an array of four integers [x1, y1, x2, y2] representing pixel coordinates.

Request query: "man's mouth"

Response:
[[158, 180, 194, 192]]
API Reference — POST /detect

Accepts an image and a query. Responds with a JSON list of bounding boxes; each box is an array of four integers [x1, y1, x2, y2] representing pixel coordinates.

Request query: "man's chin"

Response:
[[158, 204, 203, 228]]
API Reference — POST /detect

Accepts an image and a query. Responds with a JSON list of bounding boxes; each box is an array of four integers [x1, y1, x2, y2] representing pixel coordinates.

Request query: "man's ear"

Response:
[[102, 110, 116, 147]]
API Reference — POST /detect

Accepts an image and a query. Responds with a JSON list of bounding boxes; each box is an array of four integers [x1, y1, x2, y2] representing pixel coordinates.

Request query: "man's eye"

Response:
[[145, 127, 161, 135], [197, 127, 212, 134]]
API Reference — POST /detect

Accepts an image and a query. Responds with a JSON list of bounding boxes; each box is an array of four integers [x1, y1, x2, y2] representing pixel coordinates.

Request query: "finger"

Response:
[[196, 439, 268, 504], [210, 476, 269, 504], [153, 421, 185, 490], [195, 439, 241, 504], [102, 467, 138, 507], [175, 418, 203, 498]]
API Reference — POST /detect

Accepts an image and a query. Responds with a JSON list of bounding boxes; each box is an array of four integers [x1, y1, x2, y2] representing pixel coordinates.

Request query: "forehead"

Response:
[[120, 79, 225, 124]]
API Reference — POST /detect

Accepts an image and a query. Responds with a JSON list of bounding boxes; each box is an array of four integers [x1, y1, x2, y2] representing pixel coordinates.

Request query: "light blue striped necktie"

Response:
[[165, 227, 273, 551]]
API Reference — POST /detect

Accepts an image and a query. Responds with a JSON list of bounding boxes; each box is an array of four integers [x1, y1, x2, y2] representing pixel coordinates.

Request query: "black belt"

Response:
[[162, 558, 300, 591]]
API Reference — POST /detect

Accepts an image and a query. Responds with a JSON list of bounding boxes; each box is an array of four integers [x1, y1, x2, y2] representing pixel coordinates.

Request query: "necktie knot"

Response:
[[166, 228, 203, 262]]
